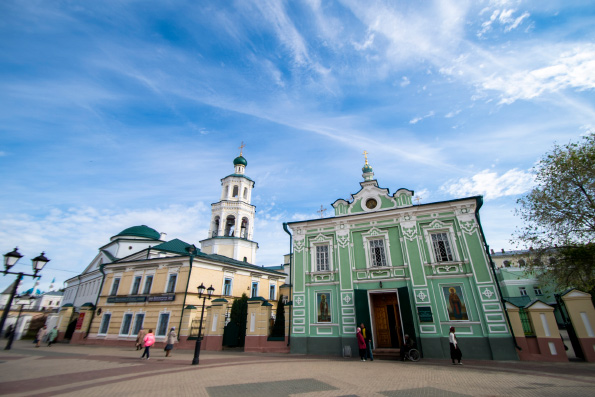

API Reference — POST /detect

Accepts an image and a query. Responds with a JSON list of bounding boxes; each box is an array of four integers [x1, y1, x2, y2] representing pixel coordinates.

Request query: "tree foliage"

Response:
[[513, 133, 595, 294], [271, 296, 286, 337]]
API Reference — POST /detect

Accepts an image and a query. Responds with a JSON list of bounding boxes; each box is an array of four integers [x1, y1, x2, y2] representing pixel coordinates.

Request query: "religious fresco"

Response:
[[317, 292, 331, 322], [443, 286, 468, 321]]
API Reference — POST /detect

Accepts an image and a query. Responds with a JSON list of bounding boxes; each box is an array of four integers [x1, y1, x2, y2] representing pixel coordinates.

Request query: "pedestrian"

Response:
[[449, 326, 462, 365], [5, 324, 14, 339], [36, 325, 48, 348], [141, 329, 155, 360], [136, 327, 147, 350], [400, 334, 414, 361], [164, 327, 177, 357], [47, 326, 58, 346], [360, 322, 374, 361], [356, 327, 367, 362]]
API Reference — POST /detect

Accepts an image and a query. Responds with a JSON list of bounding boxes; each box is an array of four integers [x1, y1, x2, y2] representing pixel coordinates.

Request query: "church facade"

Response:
[[286, 156, 518, 360]]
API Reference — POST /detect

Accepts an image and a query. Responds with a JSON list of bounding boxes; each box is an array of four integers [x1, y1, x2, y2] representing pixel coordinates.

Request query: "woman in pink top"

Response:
[[141, 329, 155, 360]]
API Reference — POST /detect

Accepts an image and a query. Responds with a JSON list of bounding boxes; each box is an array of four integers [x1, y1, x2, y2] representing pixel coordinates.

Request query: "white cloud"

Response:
[[410, 110, 435, 124], [440, 168, 534, 200], [400, 76, 410, 87]]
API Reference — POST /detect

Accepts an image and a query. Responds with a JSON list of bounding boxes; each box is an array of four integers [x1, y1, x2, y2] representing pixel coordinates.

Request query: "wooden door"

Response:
[[372, 293, 402, 348]]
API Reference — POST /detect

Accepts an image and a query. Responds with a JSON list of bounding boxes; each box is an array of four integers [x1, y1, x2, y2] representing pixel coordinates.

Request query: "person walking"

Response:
[[36, 325, 47, 348], [360, 323, 374, 361], [164, 327, 177, 357], [141, 329, 155, 360], [136, 327, 146, 350], [356, 327, 367, 362], [47, 326, 58, 346], [449, 326, 462, 365]]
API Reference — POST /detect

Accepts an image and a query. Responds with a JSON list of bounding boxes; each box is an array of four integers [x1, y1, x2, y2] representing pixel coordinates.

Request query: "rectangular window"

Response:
[[269, 284, 276, 300], [131, 276, 142, 295], [431, 233, 454, 262], [316, 245, 330, 271], [166, 274, 177, 293], [534, 287, 543, 296], [519, 287, 528, 296], [110, 278, 120, 296], [99, 313, 111, 334], [369, 239, 387, 267], [223, 278, 232, 296], [132, 313, 145, 335], [156, 313, 170, 336], [143, 275, 153, 294], [120, 313, 133, 335], [251, 282, 259, 298]]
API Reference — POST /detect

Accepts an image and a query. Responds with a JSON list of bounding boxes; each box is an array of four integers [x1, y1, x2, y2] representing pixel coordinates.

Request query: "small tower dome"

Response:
[[362, 150, 374, 181], [233, 155, 248, 167]]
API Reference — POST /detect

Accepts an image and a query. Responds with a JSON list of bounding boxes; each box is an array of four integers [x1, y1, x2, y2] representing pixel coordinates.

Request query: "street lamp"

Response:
[[5, 293, 36, 350], [192, 282, 214, 365], [0, 248, 49, 340]]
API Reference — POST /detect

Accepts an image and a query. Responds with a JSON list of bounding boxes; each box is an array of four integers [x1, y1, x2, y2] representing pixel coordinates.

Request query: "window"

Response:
[[503, 260, 511, 268], [243, 187, 248, 199], [99, 313, 111, 334], [269, 284, 276, 300], [156, 313, 170, 336], [232, 185, 239, 197], [166, 274, 177, 293], [518, 259, 526, 267], [369, 239, 387, 267], [223, 278, 232, 296], [316, 245, 330, 271], [251, 282, 259, 298], [143, 276, 153, 294], [534, 287, 543, 296], [131, 276, 142, 295], [132, 313, 145, 335], [431, 232, 454, 262], [110, 278, 120, 296], [120, 313, 133, 335], [519, 287, 528, 296]]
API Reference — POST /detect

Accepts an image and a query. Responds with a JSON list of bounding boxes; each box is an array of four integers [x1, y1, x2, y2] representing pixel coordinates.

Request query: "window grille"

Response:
[[431, 233, 454, 262], [316, 245, 329, 271], [519, 308, 535, 336], [369, 239, 387, 267]]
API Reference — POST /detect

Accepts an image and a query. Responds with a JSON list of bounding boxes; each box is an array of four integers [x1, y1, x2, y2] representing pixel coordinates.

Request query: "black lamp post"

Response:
[[192, 282, 214, 365], [0, 248, 49, 339], [5, 294, 35, 350]]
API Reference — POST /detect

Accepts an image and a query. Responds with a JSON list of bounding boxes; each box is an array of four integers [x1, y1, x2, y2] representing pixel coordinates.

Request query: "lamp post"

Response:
[[0, 248, 49, 338], [192, 282, 214, 365], [5, 294, 35, 350]]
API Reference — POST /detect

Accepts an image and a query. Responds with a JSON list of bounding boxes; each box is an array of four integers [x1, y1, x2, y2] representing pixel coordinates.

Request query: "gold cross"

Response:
[[239, 141, 246, 156], [414, 196, 422, 205], [363, 150, 368, 164], [317, 205, 327, 218]]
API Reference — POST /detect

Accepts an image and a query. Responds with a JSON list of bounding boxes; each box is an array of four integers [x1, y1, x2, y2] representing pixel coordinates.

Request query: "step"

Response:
[[372, 348, 401, 360]]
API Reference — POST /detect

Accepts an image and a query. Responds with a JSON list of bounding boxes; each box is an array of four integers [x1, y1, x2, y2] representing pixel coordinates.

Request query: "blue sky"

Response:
[[1, 0, 594, 293]]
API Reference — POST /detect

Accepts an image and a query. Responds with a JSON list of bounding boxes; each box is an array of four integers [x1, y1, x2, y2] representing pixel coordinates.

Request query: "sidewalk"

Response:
[[0, 340, 593, 396]]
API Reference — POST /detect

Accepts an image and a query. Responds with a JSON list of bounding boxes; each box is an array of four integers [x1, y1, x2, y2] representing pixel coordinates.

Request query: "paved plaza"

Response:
[[0, 340, 594, 396]]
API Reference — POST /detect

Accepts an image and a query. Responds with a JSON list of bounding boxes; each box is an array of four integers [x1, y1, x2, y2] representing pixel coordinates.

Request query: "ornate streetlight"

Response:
[[0, 248, 49, 339], [192, 282, 214, 365], [5, 293, 36, 350]]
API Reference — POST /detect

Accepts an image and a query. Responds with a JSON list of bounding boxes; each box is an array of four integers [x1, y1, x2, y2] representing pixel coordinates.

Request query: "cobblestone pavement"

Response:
[[0, 340, 594, 396]]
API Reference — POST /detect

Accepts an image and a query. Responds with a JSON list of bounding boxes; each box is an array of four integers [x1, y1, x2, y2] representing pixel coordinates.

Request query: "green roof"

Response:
[[152, 239, 194, 255], [222, 173, 254, 183], [233, 155, 248, 166], [114, 225, 161, 240]]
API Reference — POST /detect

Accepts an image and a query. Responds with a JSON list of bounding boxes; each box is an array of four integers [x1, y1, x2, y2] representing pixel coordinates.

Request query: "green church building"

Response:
[[285, 155, 518, 360]]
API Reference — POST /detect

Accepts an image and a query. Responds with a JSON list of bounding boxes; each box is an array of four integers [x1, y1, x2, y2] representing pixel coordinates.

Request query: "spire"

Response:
[[362, 150, 374, 181]]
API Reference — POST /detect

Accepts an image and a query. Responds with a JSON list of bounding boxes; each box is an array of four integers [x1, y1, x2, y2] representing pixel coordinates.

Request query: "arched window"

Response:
[[232, 185, 239, 198], [225, 186, 229, 198], [224, 215, 236, 237], [240, 217, 249, 238], [212, 217, 220, 237], [518, 259, 526, 267], [243, 187, 248, 199]]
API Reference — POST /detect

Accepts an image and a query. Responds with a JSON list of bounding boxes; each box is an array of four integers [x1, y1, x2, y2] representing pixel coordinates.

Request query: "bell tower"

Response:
[[199, 143, 258, 263]]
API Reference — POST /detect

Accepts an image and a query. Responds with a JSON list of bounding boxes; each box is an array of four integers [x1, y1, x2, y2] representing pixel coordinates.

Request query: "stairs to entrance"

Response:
[[372, 348, 400, 360]]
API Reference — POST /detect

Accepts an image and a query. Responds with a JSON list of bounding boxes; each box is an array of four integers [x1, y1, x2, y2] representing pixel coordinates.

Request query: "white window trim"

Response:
[[130, 275, 143, 295], [119, 311, 134, 336], [361, 228, 392, 268], [423, 225, 459, 264], [109, 277, 121, 296], [98, 311, 112, 335], [142, 274, 154, 295], [269, 283, 276, 300], [132, 312, 145, 335], [156, 310, 171, 338], [165, 272, 178, 293], [309, 234, 334, 273], [438, 282, 473, 322], [251, 281, 259, 298], [222, 277, 233, 296]]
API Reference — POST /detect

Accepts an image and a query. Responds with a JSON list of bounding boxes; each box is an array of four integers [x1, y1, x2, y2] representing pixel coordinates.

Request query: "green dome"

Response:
[[233, 155, 247, 166], [115, 225, 161, 240], [362, 164, 373, 173]]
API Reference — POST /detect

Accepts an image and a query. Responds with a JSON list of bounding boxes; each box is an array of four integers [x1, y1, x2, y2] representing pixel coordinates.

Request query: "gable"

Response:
[[333, 181, 413, 216]]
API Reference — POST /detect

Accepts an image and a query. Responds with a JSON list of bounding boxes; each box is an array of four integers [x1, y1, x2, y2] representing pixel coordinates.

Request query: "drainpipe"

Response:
[[178, 245, 197, 341], [282, 223, 293, 347], [474, 198, 522, 352], [85, 262, 106, 338]]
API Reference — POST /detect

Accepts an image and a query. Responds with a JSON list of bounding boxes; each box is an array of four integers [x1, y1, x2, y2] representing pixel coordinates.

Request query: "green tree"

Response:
[[513, 133, 595, 294], [271, 296, 285, 337], [229, 293, 248, 347]]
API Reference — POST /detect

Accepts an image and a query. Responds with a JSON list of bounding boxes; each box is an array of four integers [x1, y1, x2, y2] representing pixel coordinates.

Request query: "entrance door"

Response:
[[371, 293, 403, 348]]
